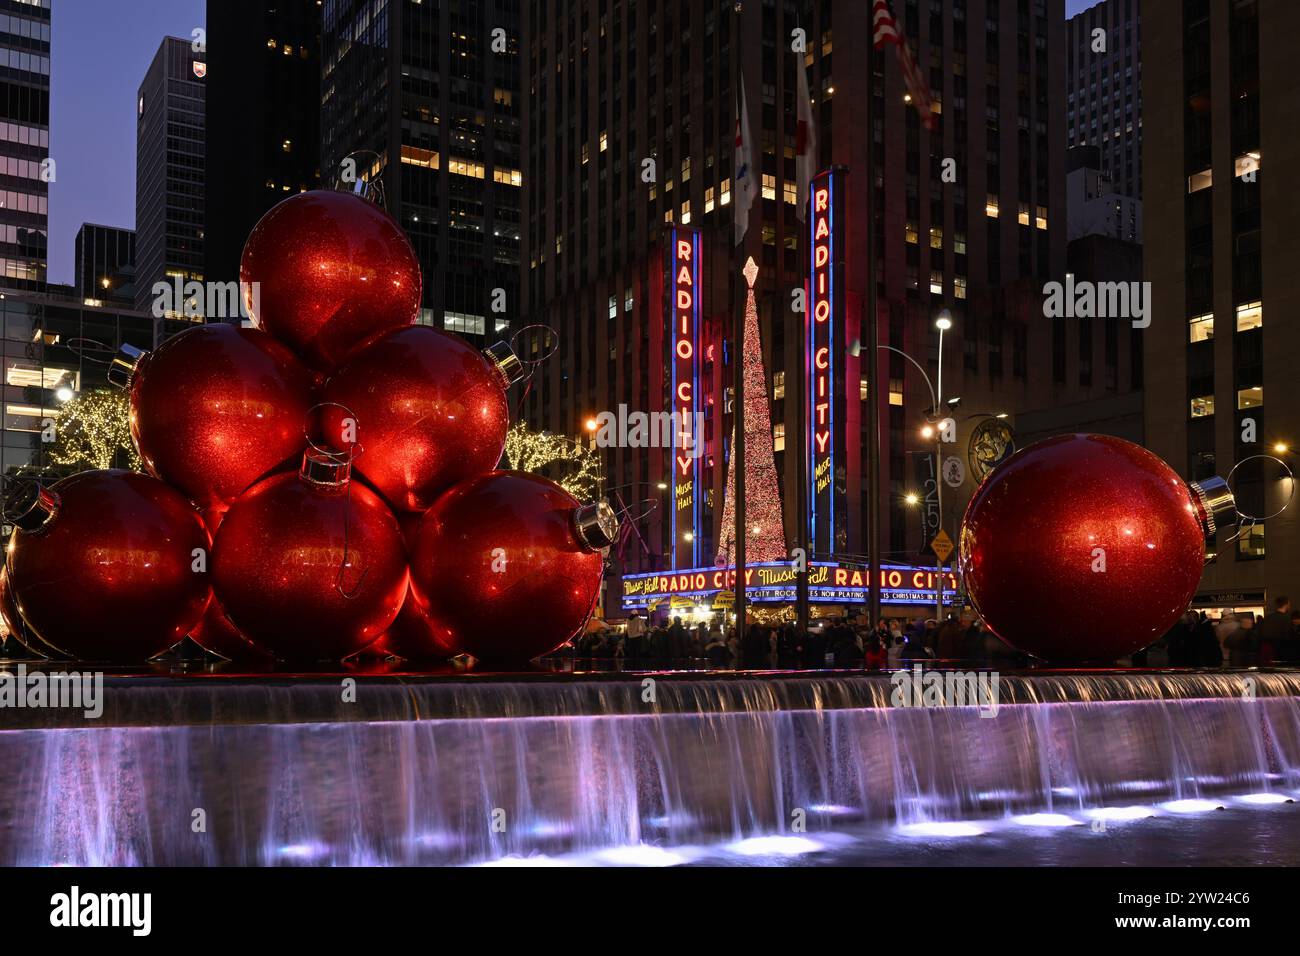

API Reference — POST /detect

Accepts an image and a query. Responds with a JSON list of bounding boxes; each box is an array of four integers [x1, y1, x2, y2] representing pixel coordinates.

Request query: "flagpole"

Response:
[[732, 19, 747, 646], [865, 14, 883, 634]]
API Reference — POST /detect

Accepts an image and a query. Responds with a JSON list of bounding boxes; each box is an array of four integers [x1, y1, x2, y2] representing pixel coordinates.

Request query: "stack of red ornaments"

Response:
[[3, 187, 616, 667]]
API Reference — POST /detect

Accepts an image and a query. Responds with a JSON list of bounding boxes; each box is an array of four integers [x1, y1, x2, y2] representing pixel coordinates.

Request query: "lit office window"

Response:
[[1188, 312, 1214, 342]]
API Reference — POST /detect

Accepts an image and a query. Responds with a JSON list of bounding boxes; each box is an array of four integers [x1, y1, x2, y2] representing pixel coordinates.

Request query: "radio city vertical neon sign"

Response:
[[669, 228, 702, 568], [807, 169, 843, 554]]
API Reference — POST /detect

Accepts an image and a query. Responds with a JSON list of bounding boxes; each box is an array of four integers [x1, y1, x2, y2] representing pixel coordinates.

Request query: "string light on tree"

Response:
[[48, 388, 141, 472], [716, 257, 787, 564], [503, 422, 603, 501]]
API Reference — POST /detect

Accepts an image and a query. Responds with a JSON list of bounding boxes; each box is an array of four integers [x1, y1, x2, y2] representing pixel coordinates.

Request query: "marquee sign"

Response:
[[807, 168, 845, 554], [622, 561, 960, 610], [666, 227, 703, 567]]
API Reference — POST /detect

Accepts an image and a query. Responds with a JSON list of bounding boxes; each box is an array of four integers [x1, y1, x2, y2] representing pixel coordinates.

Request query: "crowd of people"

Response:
[[563, 610, 1031, 671], [559, 595, 1300, 671], [1153, 596, 1298, 667]]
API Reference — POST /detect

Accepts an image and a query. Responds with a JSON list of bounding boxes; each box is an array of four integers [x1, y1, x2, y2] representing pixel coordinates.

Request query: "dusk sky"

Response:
[[49, 0, 204, 285], [46, 0, 1099, 286]]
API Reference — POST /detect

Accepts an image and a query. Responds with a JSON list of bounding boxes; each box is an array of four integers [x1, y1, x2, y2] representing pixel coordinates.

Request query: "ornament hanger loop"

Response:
[[509, 324, 560, 369], [63, 337, 119, 367], [304, 402, 363, 463], [614, 497, 659, 525], [1222, 455, 1294, 538]]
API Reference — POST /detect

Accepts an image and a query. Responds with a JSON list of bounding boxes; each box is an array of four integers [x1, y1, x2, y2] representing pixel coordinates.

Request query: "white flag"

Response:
[[794, 51, 817, 222], [733, 79, 756, 246]]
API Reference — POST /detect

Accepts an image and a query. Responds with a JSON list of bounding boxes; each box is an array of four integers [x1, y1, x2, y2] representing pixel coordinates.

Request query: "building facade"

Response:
[[1066, 0, 1141, 199], [521, 0, 1149, 613], [135, 36, 206, 327], [74, 223, 136, 307], [320, 0, 523, 340], [0, 289, 155, 484], [205, 0, 321, 284], [0, 0, 50, 291], [1143, 0, 1298, 617], [1066, 144, 1141, 242]]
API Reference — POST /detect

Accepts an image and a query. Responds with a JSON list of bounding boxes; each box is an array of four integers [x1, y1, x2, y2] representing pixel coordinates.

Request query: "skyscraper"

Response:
[[205, 0, 321, 283], [135, 36, 206, 326], [74, 223, 136, 307], [0, 0, 50, 290], [1143, 0, 1298, 615], [522, 0, 1097, 596], [1066, 0, 1141, 199], [320, 0, 523, 340]]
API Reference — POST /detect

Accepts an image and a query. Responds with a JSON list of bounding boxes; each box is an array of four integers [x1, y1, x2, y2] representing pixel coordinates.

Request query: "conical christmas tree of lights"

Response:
[[716, 257, 788, 565]]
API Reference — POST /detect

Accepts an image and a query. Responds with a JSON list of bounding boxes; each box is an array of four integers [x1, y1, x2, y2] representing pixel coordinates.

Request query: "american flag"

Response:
[[872, 0, 936, 131]]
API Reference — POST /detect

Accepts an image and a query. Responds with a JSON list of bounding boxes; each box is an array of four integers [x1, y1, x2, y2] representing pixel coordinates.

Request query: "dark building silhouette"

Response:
[[1144, 0, 1297, 613], [0, 0, 50, 291], [205, 0, 321, 284], [522, 1, 1111, 582], [74, 223, 136, 307], [320, 0, 522, 340], [1066, 0, 1142, 199], [136, 36, 206, 331]]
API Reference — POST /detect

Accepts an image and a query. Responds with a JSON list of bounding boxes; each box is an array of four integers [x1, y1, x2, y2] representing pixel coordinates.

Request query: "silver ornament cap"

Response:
[[573, 501, 619, 552]]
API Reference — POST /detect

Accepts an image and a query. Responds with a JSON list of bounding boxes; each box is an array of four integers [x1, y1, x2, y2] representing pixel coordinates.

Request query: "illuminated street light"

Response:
[[56, 385, 74, 402], [656, 481, 668, 490], [904, 492, 919, 506], [920, 424, 935, 439], [683, 531, 694, 541], [584, 416, 598, 432], [935, 312, 953, 332], [1274, 442, 1290, 454]]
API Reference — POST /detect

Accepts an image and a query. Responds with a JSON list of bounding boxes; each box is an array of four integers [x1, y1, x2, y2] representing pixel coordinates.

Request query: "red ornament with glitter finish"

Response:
[[958, 434, 1232, 662], [239, 189, 422, 372], [320, 327, 524, 513], [408, 472, 618, 665], [375, 514, 463, 661], [211, 451, 409, 662], [5, 471, 212, 663], [187, 509, 273, 664], [114, 324, 316, 510]]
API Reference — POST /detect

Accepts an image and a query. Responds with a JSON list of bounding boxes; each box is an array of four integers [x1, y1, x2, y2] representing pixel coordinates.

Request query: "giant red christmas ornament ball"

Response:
[[375, 514, 462, 660], [6, 471, 212, 663], [958, 434, 1229, 662], [211, 451, 408, 661], [320, 327, 523, 512], [115, 323, 316, 510], [376, 587, 466, 661], [408, 471, 617, 664], [189, 598, 273, 665], [239, 189, 422, 371]]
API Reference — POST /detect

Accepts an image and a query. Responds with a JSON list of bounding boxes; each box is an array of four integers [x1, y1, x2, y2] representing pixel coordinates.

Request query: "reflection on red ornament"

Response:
[[320, 327, 523, 512], [211, 451, 408, 662], [120, 324, 315, 509], [959, 434, 1228, 662], [7, 471, 211, 663], [240, 189, 422, 372], [408, 472, 617, 665]]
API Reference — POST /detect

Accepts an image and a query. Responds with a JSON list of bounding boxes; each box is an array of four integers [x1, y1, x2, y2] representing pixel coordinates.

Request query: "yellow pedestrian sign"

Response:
[[930, 529, 954, 564]]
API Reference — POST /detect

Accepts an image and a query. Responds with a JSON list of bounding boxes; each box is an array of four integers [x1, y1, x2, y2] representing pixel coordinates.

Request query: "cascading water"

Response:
[[2, 670, 1298, 865]]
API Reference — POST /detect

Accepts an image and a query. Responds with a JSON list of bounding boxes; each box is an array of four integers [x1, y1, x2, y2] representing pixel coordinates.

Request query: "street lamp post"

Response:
[[880, 308, 953, 626], [933, 312, 952, 624]]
